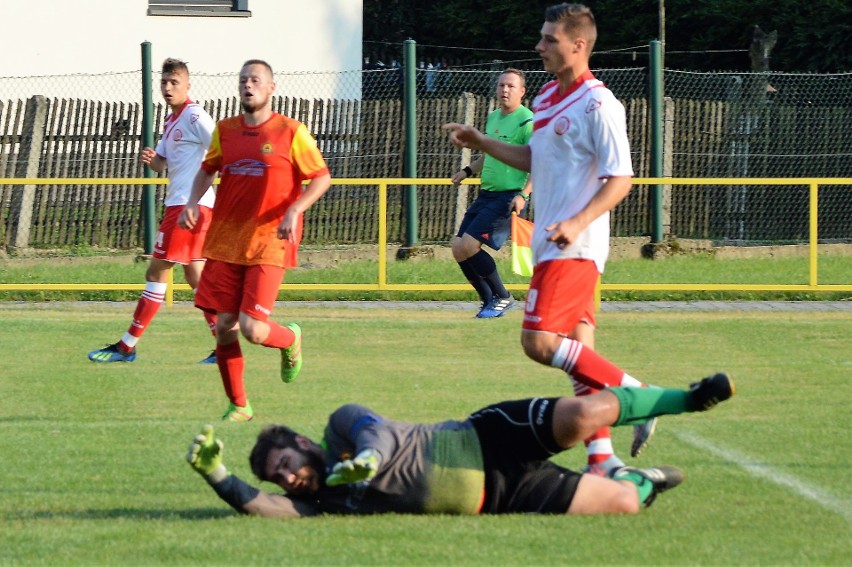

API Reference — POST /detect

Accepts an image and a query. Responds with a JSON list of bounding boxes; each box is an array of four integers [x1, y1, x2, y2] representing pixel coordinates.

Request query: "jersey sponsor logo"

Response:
[[553, 116, 570, 135], [254, 303, 271, 317], [173, 128, 183, 141], [585, 98, 602, 113], [225, 158, 269, 177], [261, 142, 274, 154], [242, 131, 260, 137]]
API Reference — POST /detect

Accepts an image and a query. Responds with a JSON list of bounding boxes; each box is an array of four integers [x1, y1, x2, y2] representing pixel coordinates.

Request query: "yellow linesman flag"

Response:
[[511, 212, 534, 277]]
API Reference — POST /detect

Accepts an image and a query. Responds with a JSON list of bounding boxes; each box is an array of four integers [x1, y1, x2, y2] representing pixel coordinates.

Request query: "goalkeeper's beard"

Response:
[[294, 443, 328, 487]]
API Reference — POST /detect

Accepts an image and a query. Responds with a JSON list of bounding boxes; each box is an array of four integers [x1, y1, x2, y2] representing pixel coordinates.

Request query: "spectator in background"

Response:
[[178, 59, 331, 423], [88, 58, 217, 365], [449, 68, 533, 318]]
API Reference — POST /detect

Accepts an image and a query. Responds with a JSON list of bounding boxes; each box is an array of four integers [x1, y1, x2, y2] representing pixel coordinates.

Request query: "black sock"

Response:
[[458, 259, 493, 303], [468, 250, 509, 299]]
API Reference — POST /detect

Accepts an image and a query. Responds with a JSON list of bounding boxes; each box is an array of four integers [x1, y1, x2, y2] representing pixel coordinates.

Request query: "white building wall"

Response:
[[0, 0, 362, 101]]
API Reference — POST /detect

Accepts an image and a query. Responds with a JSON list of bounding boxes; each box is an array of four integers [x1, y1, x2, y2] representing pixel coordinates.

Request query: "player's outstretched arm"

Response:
[[443, 122, 531, 172], [186, 425, 318, 518]]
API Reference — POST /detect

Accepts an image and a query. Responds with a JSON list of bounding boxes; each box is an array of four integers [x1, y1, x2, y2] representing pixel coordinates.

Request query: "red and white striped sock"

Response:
[[570, 375, 616, 468], [120, 281, 167, 350], [552, 338, 645, 389]]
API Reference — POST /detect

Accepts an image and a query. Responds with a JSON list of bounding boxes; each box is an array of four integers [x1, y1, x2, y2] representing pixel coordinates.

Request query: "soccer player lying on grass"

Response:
[[187, 373, 734, 517]]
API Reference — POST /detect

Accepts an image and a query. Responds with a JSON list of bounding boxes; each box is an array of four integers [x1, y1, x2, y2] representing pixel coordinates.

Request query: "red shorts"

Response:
[[153, 205, 213, 264], [194, 260, 286, 321], [521, 259, 599, 335]]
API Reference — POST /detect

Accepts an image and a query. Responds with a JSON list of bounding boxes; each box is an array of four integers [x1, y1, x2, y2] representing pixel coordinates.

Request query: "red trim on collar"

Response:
[[547, 69, 595, 105]]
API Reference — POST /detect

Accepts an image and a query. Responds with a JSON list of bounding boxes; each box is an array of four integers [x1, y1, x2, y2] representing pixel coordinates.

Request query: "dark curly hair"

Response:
[[249, 424, 301, 481]]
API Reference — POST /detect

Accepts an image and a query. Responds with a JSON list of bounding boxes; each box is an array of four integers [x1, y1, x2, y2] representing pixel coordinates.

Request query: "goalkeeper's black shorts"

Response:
[[468, 397, 582, 514]]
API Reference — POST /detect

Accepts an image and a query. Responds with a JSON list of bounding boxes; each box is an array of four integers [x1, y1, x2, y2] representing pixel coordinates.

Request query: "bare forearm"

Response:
[[468, 155, 485, 174], [149, 155, 166, 173], [241, 491, 318, 518], [204, 473, 315, 518], [477, 138, 531, 172], [187, 169, 216, 207], [291, 173, 332, 215], [443, 122, 531, 172], [573, 176, 632, 229]]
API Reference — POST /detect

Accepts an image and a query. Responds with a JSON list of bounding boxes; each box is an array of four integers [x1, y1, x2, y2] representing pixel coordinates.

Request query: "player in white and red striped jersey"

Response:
[[443, 3, 657, 475], [88, 58, 217, 365]]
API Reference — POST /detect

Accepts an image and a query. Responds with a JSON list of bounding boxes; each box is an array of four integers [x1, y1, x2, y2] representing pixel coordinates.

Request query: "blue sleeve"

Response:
[[323, 404, 395, 463]]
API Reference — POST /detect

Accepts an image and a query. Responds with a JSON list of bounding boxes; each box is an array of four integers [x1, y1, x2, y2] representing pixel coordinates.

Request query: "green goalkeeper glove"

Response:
[[186, 424, 228, 483], [326, 448, 381, 487]]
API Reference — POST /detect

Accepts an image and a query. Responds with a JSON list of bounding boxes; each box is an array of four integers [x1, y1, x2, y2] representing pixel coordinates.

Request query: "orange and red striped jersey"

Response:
[[200, 113, 329, 267]]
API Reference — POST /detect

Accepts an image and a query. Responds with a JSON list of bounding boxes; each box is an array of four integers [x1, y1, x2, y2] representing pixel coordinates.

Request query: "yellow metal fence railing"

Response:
[[2, 177, 851, 304]]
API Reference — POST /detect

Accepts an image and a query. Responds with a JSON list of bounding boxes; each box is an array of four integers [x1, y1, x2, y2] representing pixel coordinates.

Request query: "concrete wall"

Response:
[[0, 0, 362, 100]]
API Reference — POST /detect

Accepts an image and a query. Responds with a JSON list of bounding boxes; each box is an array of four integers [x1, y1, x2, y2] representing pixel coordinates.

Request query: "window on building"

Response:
[[148, 0, 250, 17]]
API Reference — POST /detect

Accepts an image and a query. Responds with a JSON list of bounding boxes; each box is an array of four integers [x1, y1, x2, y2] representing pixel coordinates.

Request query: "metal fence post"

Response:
[[141, 41, 156, 254], [402, 38, 418, 248]]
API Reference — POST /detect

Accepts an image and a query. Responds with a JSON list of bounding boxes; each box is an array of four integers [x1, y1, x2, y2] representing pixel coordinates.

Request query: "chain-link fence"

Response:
[[1, 61, 850, 250]]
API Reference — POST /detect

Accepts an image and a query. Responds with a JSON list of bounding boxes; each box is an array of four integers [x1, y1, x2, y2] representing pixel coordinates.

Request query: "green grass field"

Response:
[[1, 303, 850, 565], [1, 250, 851, 302]]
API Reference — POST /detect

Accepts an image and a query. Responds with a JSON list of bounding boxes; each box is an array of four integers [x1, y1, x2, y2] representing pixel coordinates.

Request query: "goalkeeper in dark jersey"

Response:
[[187, 373, 734, 517]]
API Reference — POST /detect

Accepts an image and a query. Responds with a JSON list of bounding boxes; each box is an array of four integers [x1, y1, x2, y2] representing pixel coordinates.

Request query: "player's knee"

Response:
[[521, 333, 552, 365], [610, 484, 641, 514], [145, 262, 172, 282], [450, 239, 469, 261], [216, 315, 239, 337], [240, 325, 265, 344]]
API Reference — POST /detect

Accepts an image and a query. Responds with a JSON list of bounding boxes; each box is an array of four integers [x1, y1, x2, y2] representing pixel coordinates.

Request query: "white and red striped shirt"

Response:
[[529, 70, 633, 272], [155, 100, 215, 208]]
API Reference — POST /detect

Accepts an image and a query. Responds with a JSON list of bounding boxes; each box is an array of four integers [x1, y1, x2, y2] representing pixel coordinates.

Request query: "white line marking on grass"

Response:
[[674, 430, 852, 522]]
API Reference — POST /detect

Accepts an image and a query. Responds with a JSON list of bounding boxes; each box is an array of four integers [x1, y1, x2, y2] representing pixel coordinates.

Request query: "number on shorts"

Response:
[[525, 288, 538, 312]]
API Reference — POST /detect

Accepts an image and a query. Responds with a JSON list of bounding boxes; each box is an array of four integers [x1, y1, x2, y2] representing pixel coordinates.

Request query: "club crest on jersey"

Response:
[[585, 99, 602, 113], [172, 128, 183, 141], [261, 142, 274, 154], [553, 116, 570, 135]]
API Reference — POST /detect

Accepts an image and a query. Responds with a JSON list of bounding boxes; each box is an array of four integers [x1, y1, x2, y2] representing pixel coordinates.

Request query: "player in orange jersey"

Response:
[[179, 59, 331, 422]]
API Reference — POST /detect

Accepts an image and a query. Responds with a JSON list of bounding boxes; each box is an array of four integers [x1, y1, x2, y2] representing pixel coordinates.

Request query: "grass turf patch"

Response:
[[1, 304, 850, 564]]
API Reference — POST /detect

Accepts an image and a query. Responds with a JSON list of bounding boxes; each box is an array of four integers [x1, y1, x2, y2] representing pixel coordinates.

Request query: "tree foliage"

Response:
[[364, 0, 852, 72]]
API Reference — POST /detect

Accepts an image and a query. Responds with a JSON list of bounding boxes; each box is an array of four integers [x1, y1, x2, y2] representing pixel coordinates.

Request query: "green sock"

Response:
[[610, 386, 691, 426], [611, 467, 653, 503]]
